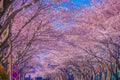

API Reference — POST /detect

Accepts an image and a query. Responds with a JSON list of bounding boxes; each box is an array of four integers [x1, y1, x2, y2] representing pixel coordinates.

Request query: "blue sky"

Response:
[[60, 0, 103, 8], [52, 0, 92, 9], [60, 0, 91, 8], [71, 0, 91, 6]]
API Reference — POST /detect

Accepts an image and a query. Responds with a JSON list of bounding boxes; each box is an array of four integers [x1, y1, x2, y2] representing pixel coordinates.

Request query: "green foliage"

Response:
[[0, 64, 8, 80]]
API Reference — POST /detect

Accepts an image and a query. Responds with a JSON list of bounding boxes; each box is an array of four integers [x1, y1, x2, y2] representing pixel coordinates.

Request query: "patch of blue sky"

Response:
[[70, 0, 92, 6], [60, 0, 92, 9], [60, 2, 74, 7], [53, 20, 75, 30], [54, 22, 68, 30], [52, 4, 59, 8], [95, 0, 104, 3]]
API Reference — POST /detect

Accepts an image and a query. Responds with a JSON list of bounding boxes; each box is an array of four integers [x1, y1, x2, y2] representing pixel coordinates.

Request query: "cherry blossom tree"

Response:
[[1, 0, 120, 80], [0, 0, 69, 79], [38, 0, 120, 79]]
